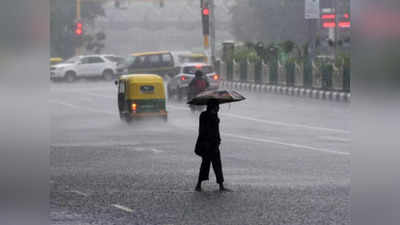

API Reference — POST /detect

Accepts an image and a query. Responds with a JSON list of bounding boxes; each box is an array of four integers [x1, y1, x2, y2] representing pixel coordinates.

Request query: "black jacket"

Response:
[[194, 110, 221, 157]]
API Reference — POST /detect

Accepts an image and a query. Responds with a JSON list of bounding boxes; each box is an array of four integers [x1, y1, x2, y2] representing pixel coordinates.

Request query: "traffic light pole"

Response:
[[76, 0, 81, 56]]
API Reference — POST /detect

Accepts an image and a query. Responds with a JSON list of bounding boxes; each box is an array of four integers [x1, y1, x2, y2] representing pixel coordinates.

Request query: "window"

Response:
[[134, 56, 146, 66], [80, 57, 90, 64], [140, 85, 154, 94], [119, 81, 125, 94], [89, 57, 105, 64], [183, 66, 214, 74], [149, 55, 161, 66], [161, 54, 173, 66], [125, 56, 135, 65]]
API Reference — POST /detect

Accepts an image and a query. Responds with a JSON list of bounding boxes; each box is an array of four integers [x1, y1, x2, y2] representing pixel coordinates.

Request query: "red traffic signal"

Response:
[[75, 22, 83, 36], [202, 8, 209, 16], [323, 22, 336, 28], [202, 7, 210, 35], [321, 14, 336, 19]]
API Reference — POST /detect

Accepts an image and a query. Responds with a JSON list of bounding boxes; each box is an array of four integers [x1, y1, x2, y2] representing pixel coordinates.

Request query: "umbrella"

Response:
[[187, 89, 246, 105]]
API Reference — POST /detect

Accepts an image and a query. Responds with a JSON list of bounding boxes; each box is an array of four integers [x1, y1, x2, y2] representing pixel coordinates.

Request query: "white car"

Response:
[[50, 55, 123, 82], [167, 63, 220, 100]]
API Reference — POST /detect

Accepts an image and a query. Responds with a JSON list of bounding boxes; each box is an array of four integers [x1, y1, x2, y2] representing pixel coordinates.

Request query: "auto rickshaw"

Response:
[[115, 74, 168, 122]]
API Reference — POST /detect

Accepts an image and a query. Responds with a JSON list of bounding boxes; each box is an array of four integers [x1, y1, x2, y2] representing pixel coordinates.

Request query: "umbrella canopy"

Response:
[[187, 89, 246, 105]]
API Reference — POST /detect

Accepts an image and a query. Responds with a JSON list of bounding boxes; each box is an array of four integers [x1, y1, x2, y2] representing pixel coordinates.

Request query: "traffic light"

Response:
[[202, 5, 210, 35], [321, 13, 336, 28], [75, 21, 83, 36]]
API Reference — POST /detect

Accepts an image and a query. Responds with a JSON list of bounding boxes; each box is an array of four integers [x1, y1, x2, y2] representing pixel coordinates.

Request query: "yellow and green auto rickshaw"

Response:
[[115, 74, 168, 122]]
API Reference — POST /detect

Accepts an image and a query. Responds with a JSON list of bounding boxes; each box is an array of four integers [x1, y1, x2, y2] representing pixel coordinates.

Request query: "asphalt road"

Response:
[[50, 80, 350, 225]]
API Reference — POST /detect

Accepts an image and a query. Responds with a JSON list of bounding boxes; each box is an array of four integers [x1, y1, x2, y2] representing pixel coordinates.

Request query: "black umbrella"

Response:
[[187, 89, 246, 105]]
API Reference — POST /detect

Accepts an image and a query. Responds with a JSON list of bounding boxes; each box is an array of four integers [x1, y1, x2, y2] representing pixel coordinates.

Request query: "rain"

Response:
[[47, 0, 351, 224]]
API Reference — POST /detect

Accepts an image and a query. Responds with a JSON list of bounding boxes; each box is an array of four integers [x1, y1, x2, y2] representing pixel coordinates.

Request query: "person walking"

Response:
[[194, 99, 231, 192]]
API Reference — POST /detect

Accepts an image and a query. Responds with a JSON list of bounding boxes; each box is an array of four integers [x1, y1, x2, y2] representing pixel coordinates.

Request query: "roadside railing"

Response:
[[215, 58, 351, 92]]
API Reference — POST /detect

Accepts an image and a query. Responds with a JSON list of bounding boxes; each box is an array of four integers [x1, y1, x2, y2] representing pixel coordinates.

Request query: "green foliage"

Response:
[[233, 45, 261, 63], [50, 0, 106, 58], [279, 40, 295, 54]]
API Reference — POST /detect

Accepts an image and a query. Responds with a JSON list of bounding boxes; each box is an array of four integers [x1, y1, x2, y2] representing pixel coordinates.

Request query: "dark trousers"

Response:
[[198, 149, 224, 184]]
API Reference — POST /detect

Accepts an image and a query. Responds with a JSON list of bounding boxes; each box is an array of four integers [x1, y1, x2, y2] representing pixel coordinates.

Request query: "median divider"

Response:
[[220, 81, 350, 102]]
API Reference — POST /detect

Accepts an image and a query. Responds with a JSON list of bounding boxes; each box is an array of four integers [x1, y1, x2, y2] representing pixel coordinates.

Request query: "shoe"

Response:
[[219, 187, 233, 192], [195, 186, 202, 192]]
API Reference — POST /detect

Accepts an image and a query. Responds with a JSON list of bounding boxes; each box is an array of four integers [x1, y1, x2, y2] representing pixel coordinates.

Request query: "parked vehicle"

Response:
[[50, 54, 121, 82], [115, 74, 168, 122], [117, 51, 177, 78], [167, 63, 220, 100]]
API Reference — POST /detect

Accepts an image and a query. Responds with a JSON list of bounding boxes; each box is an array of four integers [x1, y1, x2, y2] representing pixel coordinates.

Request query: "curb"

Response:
[[221, 81, 350, 103]]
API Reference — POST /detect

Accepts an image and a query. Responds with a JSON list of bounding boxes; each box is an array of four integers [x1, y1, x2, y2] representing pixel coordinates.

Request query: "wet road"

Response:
[[50, 81, 350, 225]]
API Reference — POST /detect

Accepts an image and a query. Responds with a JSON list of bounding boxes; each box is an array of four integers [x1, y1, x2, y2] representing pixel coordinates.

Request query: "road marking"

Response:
[[69, 190, 88, 197], [85, 92, 114, 99], [151, 148, 163, 153], [54, 91, 349, 134], [51, 87, 115, 92], [173, 125, 350, 156], [223, 132, 350, 156], [167, 105, 349, 134], [319, 136, 351, 142], [50, 99, 350, 156], [112, 204, 134, 213], [49, 100, 114, 115]]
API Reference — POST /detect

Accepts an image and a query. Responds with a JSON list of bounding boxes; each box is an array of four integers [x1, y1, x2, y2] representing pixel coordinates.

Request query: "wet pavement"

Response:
[[50, 81, 350, 225]]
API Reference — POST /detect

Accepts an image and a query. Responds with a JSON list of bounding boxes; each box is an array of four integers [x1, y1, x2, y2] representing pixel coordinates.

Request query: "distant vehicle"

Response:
[[115, 74, 168, 122], [172, 52, 208, 66], [50, 57, 63, 66], [167, 63, 220, 100], [117, 51, 177, 78], [50, 54, 122, 82]]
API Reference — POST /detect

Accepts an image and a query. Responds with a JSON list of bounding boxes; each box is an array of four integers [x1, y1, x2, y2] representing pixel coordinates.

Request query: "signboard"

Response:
[[305, 0, 320, 19]]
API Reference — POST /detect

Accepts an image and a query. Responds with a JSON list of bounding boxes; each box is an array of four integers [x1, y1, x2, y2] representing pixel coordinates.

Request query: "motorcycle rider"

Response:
[[187, 70, 210, 101]]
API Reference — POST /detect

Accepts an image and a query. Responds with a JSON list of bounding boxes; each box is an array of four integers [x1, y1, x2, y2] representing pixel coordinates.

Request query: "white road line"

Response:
[[319, 136, 351, 142], [151, 148, 163, 153], [221, 112, 349, 134], [85, 92, 114, 99], [168, 105, 349, 134], [69, 190, 88, 197], [49, 100, 114, 115], [174, 125, 350, 156], [223, 132, 350, 156], [50, 100, 350, 156], [53, 90, 349, 134], [51, 87, 115, 92], [112, 204, 134, 213]]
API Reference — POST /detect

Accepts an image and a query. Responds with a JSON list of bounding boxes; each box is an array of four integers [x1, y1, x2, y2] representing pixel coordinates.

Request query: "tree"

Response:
[[50, 0, 106, 59], [231, 0, 309, 46]]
